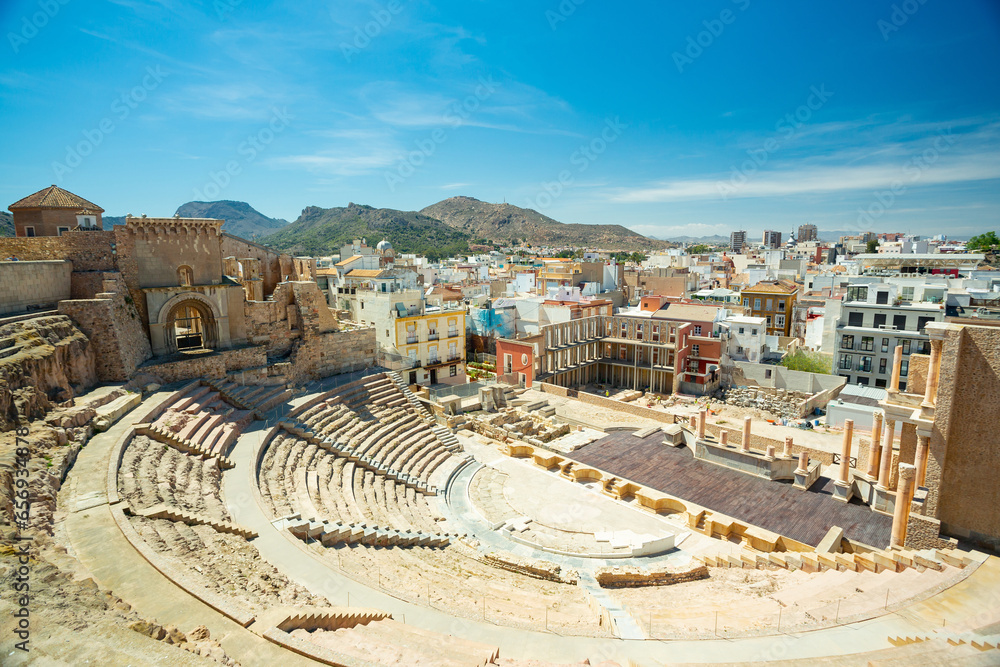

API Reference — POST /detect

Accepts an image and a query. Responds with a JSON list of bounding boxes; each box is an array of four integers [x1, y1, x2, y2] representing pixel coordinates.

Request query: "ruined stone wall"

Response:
[[57, 274, 152, 381], [0, 315, 97, 430], [905, 513, 955, 551], [244, 283, 297, 358], [933, 324, 1000, 547], [288, 329, 376, 383], [537, 383, 675, 424], [0, 260, 73, 316], [907, 353, 929, 396], [221, 234, 283, 297], [593, 564, 709, 588], [291, 281, 338, 335], [0, 231, 117, 271]]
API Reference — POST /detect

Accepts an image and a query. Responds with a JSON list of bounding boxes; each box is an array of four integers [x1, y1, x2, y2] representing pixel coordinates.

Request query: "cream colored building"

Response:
[[394, 305, 466, 386]]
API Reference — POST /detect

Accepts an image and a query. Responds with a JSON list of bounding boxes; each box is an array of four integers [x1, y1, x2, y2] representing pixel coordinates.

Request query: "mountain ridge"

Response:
[[420, 196, 667, 250]]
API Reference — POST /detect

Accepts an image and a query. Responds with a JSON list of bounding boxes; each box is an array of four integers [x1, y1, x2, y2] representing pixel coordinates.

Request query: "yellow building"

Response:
[[741, 280, 799, 337], [394, 306, 466, 386]]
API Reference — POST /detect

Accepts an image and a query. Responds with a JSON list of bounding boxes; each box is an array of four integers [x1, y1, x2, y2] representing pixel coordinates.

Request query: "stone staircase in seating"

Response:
[[133, 503, 257, 539], [203, 379, 292, 417], [282, 514, 453, 549], [280, 420, 453, 495], [386, 371, 436, 422], [697, 546, 979, 575], [136, 424, 236, 470], [888, 633, 999, 652]]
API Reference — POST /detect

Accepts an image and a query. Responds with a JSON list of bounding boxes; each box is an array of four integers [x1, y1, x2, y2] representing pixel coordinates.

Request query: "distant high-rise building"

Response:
[[730, 230, 747, 253], [762, 230, 782, 249], [798, 224, 818, 242]]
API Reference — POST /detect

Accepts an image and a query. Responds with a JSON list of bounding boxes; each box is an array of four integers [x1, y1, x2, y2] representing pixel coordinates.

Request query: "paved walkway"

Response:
[[61, 390, 318, 667], [62, 383, 1000, 665]]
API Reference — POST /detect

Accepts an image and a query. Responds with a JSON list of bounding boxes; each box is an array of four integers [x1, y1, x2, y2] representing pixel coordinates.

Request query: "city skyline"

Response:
[[2, 0, 999, 240]]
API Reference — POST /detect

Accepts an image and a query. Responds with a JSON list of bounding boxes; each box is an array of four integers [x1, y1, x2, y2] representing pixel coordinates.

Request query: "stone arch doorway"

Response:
[[164, 298, 218, 353]]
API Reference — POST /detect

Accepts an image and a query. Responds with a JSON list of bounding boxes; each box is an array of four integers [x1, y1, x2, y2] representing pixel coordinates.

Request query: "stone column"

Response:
[[742, 416, 752, 452], [766, 445, 776, 459], [868, 412, 883, 479], [877, 419, 895, 489], [915, 434, 930, 488], [838, 420, 853, 484], [698, 410, 707, 439], [891, 463, 916, 548], [889, 345, 903, 394], [720, 430, 728, 446], [783, 436, 793, 458], [922, 338, 943, 408], [689, 415, 697, 431], [795, 451, 808, 474]]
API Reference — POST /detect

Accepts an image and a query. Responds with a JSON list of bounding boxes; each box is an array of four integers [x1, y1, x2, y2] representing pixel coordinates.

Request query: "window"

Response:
[[620, 322, 627, 338], [893, 314, 907, 330], [881, 337, 889, 353], [900, 359, 909, 376], [766, 298, 773, 311], [873, 314, 886, 328], [857, 376, 870, 386], [914, 340, 931, 355], [619, 347, 627, 360], [692, 345, 700, 357], [860, 336, 874, 352], [875, 378, 887, 388], [848, 312, 864, 327], [902, 339, 911, 354], [840, 354, 853, 370], [860, 356, 872, 373], [504, 353, 513, 373], [636, 324, 643, 340], [847, 285, 868, 302], [841, 335, 854, 349], [652, 348, 660, 365], [879, 358, 887, 374], [901, 286, 914, 301], [754, 298, 762, 310], [693, 325, 702, 336], [766, 315, 772, 327], [449, 365, 457, 377], [778, 300, 786, 312], [651, 324, 660, 342], [775, 314, 785, 328], [917, 316, 934, 333], [876, 290, 889, 305], [751, 329, 758, 336], [57, 226, 70, 236], [177, 265, 194, 286], [743, 298, 750, 308], [738, 327, 745, 334], [24, 226, 35, 237]]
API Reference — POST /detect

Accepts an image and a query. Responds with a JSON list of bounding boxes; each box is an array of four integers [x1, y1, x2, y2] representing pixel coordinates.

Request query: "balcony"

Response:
[[406, 336, 418, 344], [428, 333, 440, 341], [447, 355, 462, 363], [448, 330, 459, 338]]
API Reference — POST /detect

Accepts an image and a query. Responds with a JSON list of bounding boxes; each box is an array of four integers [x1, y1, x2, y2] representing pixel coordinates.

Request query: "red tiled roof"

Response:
[[9, 185, 103, 212], [743, 279, 799, 294]]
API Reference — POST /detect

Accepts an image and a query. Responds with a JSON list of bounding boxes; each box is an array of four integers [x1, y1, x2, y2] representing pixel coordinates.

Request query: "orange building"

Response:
[[741, 280, 799, 337], [9, 185, 103, 237]]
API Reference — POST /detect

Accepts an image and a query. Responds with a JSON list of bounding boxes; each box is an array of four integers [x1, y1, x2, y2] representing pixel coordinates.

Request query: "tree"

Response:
[[688, 244, 710, 254], [780, 350, 832, 375], [629, 251, 647, 264], [967, 231, 999, 251], [866, 238, 879, 254]]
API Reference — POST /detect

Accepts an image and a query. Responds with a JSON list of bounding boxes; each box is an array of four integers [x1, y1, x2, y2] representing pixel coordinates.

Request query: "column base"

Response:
[[832, 480, 854, 503]]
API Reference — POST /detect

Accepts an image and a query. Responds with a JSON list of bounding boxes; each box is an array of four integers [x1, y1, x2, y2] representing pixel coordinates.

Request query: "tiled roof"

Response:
[[336, 255, 363, 267], [9, 185, 104, 212], [652, 303, 721, 323], [345, 269, 387, 278], [744, 279, 799, 294]]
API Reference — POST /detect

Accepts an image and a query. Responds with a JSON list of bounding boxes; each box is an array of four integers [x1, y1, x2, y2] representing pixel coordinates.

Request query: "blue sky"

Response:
[[2, 0, 999, 239]]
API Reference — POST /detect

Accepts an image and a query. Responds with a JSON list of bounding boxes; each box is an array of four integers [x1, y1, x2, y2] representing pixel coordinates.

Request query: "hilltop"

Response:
[[420, 196, 667, 250], [0, 211, 12, 237], [263, 203, 472, 261]]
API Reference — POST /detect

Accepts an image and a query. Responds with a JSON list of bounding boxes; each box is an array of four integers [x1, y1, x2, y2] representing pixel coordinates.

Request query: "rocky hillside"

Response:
[[175, 200, 288, 239], [0, 211, 13, 237], [420, 196, 667, 250], [263, 203, 472, 261]]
